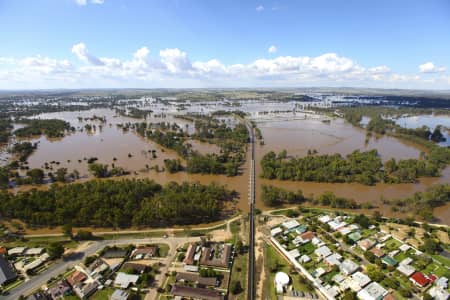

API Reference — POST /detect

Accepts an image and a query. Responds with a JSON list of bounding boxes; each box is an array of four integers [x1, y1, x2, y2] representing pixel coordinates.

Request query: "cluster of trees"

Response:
[[0, 118, 12, 143], [163, 159, 183, 173], [261, 184, 362, 209], [386, 184, 450, 221], [261, 185, 304, 206], [261, 149, 445, 185], [9, 142, 38, 162], [88, 163, 129, 178], [146, 130, 190, 158], [14, 119, 72, 138], [144, 115, 249, 176], [0, 179, 235, 228]]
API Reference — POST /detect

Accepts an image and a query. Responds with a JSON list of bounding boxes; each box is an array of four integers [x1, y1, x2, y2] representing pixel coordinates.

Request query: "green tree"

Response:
[[26, 168, 45, 184], [47, 242, 65, 259], [230, 280, 242, 294]]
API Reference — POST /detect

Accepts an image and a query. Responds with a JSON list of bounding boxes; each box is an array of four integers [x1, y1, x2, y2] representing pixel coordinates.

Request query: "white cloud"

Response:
[[268, 45, 277, 54], [134, 47, 150, 60], [368, 65, 390, 74], [159, 48, 192, 73], [71, 43, 104, 65], [256, 5, 264, 11], [419, 62, 446, 73], [75, 0, 104, 6], [2, 45, 450, 89]]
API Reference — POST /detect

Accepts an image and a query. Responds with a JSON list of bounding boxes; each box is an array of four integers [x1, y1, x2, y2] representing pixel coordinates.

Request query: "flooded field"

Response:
[[254, 116, 450, 224], [256, 117, 425, 161], [1, 104, 449, 225], [395, 114, 450, 147]]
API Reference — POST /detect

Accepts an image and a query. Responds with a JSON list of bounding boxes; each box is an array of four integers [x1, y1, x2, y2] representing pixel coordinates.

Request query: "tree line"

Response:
[[0, 179, 236, 228], [261, 149, 446, 185], [14, 118, 73, 138]]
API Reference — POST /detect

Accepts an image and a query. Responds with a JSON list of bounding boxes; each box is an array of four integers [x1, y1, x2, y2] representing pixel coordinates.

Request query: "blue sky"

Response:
[[0, 0, 449, 89]]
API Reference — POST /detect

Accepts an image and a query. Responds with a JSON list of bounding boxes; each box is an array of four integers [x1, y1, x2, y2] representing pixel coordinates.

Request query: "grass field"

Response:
[[228, 252, 248, 300]]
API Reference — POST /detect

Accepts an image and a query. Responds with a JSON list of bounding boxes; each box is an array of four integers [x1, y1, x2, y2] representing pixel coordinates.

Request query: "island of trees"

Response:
[[14, 118, 73, 138], [261, 148, 448, 185]]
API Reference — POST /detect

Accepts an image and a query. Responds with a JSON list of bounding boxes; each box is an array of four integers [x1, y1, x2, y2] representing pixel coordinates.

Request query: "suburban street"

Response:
[[1, 237, 200, 300]]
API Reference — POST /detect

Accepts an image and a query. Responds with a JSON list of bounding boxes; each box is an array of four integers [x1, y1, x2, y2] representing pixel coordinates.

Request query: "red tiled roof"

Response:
[[183, 244, 196, 265], [67, 271, 87, 287], [428, 274, 437, 283], [411, 272, 429, 287], [300, 231, 315, 241]]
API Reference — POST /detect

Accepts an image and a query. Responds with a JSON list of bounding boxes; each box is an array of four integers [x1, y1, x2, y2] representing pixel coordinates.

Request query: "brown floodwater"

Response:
[[5, 108, 251, 213], [257, 117, 425, 161], [2, 108, 450, 225], [254, 117, 450, 224]]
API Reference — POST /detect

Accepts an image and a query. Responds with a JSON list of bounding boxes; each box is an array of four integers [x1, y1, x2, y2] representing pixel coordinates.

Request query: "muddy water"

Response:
[[254, 117, 450, 225], [7, 108, 250, 212], [4, 107, 450, 224], [257, 117, 425, 161]]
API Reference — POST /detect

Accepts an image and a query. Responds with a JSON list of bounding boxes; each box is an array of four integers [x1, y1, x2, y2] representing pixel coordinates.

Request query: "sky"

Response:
[[1, 0, 450, 89]]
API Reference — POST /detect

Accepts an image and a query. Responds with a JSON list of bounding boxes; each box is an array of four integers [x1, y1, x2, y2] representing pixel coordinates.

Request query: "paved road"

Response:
[[246, 122, 256, 300], [1, 237, 199, 300]]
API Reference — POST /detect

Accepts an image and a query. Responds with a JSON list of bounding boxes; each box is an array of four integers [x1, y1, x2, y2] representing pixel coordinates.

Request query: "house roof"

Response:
[[183, 244, 196, 265], [357, 282, 388, 300], [199, 244, 231, 268], [67, 270, 87, 287], [300, 231, 315, 241], [171, 284, 224, 300], [340, 259, 359, 275], [352, 271, 372, 288], [370, 247, 385, 258], [315, 246, 332, 258], [348, 231, 362, 242], [381, 256, 398, 266], [111, 289, 129, 300], [132, 246, 158, 257], [282, 219, 300, 230], [411, 272, 429, 287], [397, 264, 415, 277], [114, 272, 139, 289], [358, 239, 376, 250], [0, 254, 17, 285]]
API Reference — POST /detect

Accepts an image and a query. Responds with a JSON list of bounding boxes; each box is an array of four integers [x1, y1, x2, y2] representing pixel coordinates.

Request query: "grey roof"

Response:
[[0, 254, 17, 285], [111, 289, 129, 300]]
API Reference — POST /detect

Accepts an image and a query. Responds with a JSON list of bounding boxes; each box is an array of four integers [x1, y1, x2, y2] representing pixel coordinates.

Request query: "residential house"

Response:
[[175, 272, 218, 287], [410, 272, 429, 288], [340, 259, 359, 275], [47, 280, 72, 299], [131, 246, 158, 260], [357, 282, 388, 300], [314, 246, 332, 259], [358, 239, 376, 251], [111, 289, 129, 300], [0, 254, 17, 286], [199, 243, 232, 269], [114, 272, 140, 289], [350, 272, 371, 291], [171, 285, 224, 300]]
